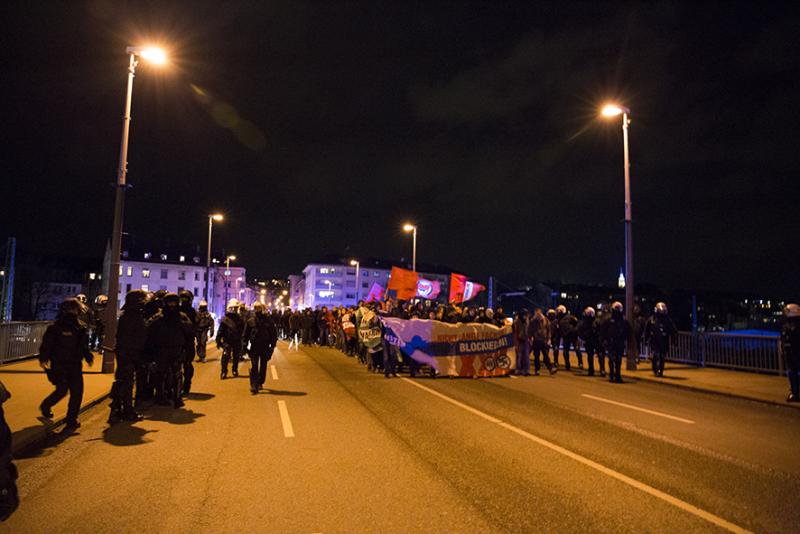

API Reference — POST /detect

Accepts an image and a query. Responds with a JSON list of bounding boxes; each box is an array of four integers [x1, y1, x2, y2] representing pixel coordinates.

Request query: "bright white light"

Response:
[[140, 47, 167, 65], [403, 223, 416, 232], [211, 213, 224, 221], [601, 104, 624, 117]]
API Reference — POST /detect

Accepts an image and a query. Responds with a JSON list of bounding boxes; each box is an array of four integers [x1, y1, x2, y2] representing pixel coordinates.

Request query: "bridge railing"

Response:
[[0, 321, 51, 364]]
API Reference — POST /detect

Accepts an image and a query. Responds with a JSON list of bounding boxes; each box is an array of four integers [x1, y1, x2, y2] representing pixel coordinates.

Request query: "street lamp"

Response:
[[324, 280, 334, 304], [224, 255, 236, 306], [350, 259, 360, 302], [403, 223, 417, 272], [206, 213, 223, 304], [102, 45, 167, 374], [601, 102, 636, 370]]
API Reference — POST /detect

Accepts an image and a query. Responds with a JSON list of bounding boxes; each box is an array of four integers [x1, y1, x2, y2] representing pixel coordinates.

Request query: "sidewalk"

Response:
[[0, 356, 113, 453], [559, 351, 794, 409]]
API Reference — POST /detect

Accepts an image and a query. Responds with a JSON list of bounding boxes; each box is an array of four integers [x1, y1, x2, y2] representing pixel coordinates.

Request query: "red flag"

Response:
[[387, 266, 419, 301], [365, 283, 384, 302], [449, 273, 467, 304], [462, 281, 486, 302]]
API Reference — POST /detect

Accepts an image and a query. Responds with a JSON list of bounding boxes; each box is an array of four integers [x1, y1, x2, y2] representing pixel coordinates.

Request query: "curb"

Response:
[[12, 391, 110, 456], [626, 372, 800, 411]]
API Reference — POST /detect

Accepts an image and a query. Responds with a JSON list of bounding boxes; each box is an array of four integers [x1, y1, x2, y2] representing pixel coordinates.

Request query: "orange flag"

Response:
[[387, 266, 419, 301]]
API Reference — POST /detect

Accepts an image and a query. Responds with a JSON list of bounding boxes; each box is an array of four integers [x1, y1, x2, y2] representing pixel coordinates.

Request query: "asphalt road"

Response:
[[4, 342, 800, 533]]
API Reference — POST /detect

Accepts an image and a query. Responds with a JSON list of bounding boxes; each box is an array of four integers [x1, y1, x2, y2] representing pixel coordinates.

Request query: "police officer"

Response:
[[781, 303, 800, 402], [217, 298, 245, 379], [91, 294, 108, 351], [146, 293, 194, 408], [600, 301, 631, 383], [75, 293, 95, 350], [547, 309, 565, 370], [109, 290, 148, 424], [243, 302, 278, 394], [513, 309, 530, 375], [195, 300, 215, 363], [0, 381, 19, 521], [578, 307, 601, 376], [529, 308, 556, 375], [558, 305, 581, 368], [178, 290, 198, 395], [38, 298, 94, 429], [643, 302, 677, 377]]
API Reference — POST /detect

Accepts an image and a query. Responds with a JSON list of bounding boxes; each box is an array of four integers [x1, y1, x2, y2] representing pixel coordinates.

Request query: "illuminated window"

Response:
[[127, 266, 133, 277], [179, 256, 186, 262], [141, 284, 149, 292], [160, 254, 168, 261], [119, 266, 123, 276], [142, 269, 150, 278], [144, 252, 152, 260], [89, 273, 96, 280]]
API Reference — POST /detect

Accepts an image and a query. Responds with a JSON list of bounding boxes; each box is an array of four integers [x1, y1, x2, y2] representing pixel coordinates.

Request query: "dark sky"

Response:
[[2, 1, 798, 298]]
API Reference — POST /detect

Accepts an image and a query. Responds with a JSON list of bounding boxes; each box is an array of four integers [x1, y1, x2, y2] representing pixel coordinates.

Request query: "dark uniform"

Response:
[[643, 304, 677, 377], [600, 303, 631, 383], [243, 304, 278, 393], [178, 290, 198, 395], [558, 309, 581, 368], [146, 293, 194, 407], [781, 304, 800, 402], [0, 381, 19, 521], [217, 304, 245, 378], [548, 309, 565, 369], [38, 298, 94, 428], [577, 309, 601, 376], [90, 295, 108, 351], [109, 290, 148, 423], [195, 303, 215, 363], [529, 309, 555, 374]]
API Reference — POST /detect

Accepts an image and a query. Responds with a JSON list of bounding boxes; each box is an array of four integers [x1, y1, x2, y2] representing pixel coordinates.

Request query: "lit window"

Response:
[[119, 266, 123, 276], [127, 266, 133, 277], [141, 284, 149, 292], [320, 268, 331, 274], [142, 269, 150, 278], [144, 252, 152, 260], [179, 256, 186, 262], [89, 273, 96, 280], [193, 256, 200, 264], [160, 254, 168, 261]]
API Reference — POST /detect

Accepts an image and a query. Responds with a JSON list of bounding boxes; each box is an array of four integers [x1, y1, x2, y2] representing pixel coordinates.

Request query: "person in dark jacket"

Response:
[[599, 301, 631, 383], [643, 302, 677, 377], [529, 308, 556, 375], [557, 305, 581, 368], [781, 303, 800, 402], [243, 302, 278, 394], [547, 309, 566, 370], [146, 293, 194, 407], [577, 307, 601, 376], [513, 310, 530, 375], [217, 298, 245, 379], [195, 300, 215, 363], [108, 290, 148, 424], [90, 294, 108, 351], [178, 290, 198, 395], [0, 381, 19, 522], [38, 298, 94, 429]]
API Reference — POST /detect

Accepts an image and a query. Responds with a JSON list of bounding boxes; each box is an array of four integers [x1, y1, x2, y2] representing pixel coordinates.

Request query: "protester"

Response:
[[529, 308, 556, 375], [513, 309, 530, 375]]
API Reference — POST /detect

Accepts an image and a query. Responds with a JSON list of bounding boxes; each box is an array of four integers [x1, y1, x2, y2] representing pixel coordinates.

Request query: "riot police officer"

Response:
[[781, 303, 800, 402], [38, 298, 94, 429], [578, 307, 601, 376], [195, 300, 215, 363], [643, 302, 677, 377], [178, 290, 198, 395], [109, 290, 148, 424], [547, 309, 565, 369], [243, 302, 278, 394], [557, 305, 581, 368], [600, 301, 631, 383], [91, 294, 108, 351], [146, 293, 194, 408], [217, 298, 245, 379]]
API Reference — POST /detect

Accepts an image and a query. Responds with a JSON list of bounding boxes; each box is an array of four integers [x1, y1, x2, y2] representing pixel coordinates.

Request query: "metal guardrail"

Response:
[[643, 331, 782, 375], [0, 321, 51, 364]]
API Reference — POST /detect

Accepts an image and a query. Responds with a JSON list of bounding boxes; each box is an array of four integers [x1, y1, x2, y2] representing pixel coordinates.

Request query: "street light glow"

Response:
[[601, 103, 629, 117], [139, 47, 167, 65], [350, 259, 358, 266], [403, 223, 416, 232], [211, 213, 224, 221]]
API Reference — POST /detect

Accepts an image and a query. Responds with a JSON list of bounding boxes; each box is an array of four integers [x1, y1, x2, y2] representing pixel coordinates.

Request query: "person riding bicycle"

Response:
[[217, 299, 245, 379]]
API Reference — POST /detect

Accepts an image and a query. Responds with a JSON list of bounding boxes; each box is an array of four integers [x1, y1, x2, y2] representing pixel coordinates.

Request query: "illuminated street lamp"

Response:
[[103, 46, 167, 374], [350, 259, 360, 302], [403, 223, 417, 272], [224, 255, 236, 305], [601, 102, 636, 370], [206, 213, 223, 304]]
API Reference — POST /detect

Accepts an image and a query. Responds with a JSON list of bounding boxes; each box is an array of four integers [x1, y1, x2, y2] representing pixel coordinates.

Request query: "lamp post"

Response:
[[403, 223, 417, 272], [601, 103, 636, 370], [224, 255, 236, 307], [206, 213, 223, 305], [324, 280, 334, 305], [350, 259, 360, 303], [102, 46, 167, 374]]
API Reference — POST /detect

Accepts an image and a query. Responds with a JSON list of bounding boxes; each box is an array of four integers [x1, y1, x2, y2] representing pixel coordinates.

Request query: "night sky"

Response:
[[2, 1, 798, 298]]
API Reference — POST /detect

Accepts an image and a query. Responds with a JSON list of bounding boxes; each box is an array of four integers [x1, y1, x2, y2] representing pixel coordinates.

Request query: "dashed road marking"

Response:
[[581, 393, 695, 424], [270, 365, 279, 380], [401, 378, 748, 534], [277, 400, 295, 438]]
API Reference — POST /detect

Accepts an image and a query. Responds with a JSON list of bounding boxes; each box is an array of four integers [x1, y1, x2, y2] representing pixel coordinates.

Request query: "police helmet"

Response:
[[123, 289, 148, 310], [198, 300, 208, 311], [611, 301, 624, 312], [227, 298, 240, 312], [95, 294, 108, 306], [655, 302, 668, 314], [75, 293, 88, 304], [163, 292, 180, 308], [178, 289, 193, 304], [556, 305, 567, 314], [253, 301, 266, 314], [546, 309, 556, 318], [785, 303, 800, 318], [584, 306, 595, 317], [60, 297, 82, 318]]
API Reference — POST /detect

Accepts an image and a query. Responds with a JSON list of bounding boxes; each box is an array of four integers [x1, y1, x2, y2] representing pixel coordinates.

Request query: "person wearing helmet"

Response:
[[75, 293, 95, 349], [643, 302, 677, 377], [108, 290, 149, 424], [599, 301, 631, 383], [217, 298, 245, 379], [558, 306, 581, 370], [243, 302, 278, 394], [195, 301, 215, 363], [781, 303, 800, 402], [37, 298, 95, 429], [90, 295, 108, 351], [0, 380, 19, 521], [145, 293, 194, 407], [528, 308, 556, 375], [178, 290, 198, 395], [578, 307, 602, 377]]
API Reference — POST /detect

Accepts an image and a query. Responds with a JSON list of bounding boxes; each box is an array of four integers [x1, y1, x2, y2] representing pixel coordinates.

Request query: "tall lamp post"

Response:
[[206, 213, 223, 305], [102, 46, 167, 374], [403, 223, 417, 272], [601, 103, 636, 370], [350, 259, 360, 303], [224, 255, 236, 307]]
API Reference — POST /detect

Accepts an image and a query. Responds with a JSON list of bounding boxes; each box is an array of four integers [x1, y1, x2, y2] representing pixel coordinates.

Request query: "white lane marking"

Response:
[[509, 374, 518, 379], [400, 378, 749, 534], [581, 394, 695, 425], [277, 400, 295, 438], [270, 365, 279, 380]]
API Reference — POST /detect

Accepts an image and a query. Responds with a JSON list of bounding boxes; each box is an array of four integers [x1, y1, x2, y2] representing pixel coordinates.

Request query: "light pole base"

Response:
[[101, 348, 116, 374]]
